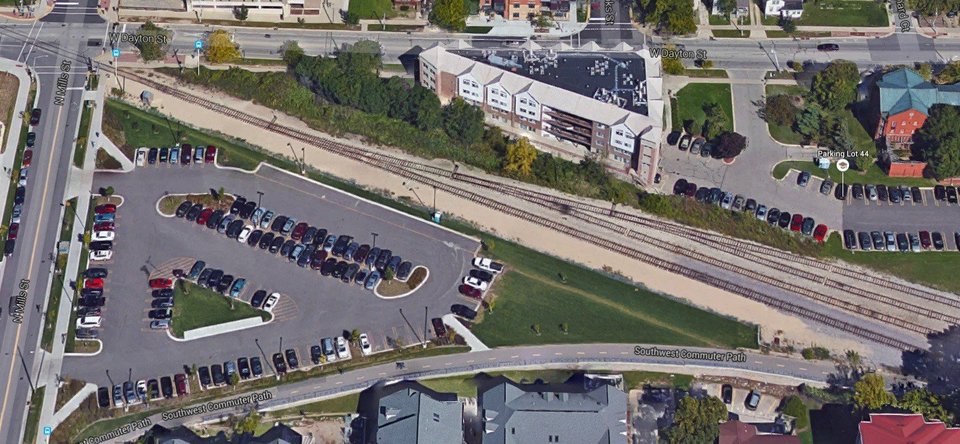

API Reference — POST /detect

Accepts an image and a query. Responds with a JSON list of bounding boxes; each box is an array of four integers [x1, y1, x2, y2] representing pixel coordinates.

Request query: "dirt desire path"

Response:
[[110, 71, 884, 364]]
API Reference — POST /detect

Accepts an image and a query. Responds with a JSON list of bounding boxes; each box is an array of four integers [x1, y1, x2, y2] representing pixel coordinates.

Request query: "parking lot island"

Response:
[[170, 281, 272, 339], [178, 317, 268, 341], [375, 266, 430, 299]]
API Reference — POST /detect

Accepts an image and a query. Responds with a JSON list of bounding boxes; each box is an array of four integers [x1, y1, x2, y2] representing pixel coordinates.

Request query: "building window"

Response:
[[513, 2, 519, 6], [527, 2, 534, 6], [512, 12, 519, 17]]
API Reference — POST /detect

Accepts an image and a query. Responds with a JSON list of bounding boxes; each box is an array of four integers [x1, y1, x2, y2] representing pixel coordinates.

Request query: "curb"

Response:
[[373, 266, 429, 300], [63, 339, 103, 357]]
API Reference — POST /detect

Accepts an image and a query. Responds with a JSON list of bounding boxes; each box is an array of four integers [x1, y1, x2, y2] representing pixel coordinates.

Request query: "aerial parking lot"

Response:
[[61, 163, 479, 387], [842, 184, 960, 251]]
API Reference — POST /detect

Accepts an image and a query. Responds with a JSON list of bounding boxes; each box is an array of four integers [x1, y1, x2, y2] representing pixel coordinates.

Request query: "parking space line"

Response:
[[488, 357, 496, 361], [422, 365, 431, 368], [532, 353, 541, 357]]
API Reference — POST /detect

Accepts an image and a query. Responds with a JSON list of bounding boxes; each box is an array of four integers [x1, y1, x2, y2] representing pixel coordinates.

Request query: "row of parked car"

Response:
[[136, 144, 217, 167], [6, 109, 45, 257], [456, 257, 505, 300], [673, 179, 829, 241], [89, 203, 119, 261], [173, 196, 416, 292], [843, 229, 957, 252], [97, 374, 189, 409], [795, 170, 960, 206], [73, 203, 122, 334], [676, 133, 718, 159]]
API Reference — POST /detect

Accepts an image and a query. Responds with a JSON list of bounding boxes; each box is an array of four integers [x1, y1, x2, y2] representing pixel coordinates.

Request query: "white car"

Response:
[[90, 250, 113, 261], [136, 380, 148, 401], [359, 333, 371, 356], [472, 257, 504, 274], [150, 320, 170, 330], [92, 231, 115, 242], [136, 149, 146, 167], [462, 276, 489, 291], [262, 293, 279, 312], [76, 315, 102, 328], [237, 225, 254, 243], [336, 336, 352, 360]]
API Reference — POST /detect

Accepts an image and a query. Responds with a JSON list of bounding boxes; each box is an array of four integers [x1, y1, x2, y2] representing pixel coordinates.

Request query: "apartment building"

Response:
[[185, 0, 325, 16], [418, 41, 664, 187], [479, 0, 573, 20]]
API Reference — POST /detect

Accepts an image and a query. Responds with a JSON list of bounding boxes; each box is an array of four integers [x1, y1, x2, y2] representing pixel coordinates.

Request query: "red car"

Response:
[[813, 224, 828, 243], [174, 373, 187, 396], [7, 223, 18, 240], [93, 222, 115, 232], [204, 145, 217, 163], [95, 204, 117, 214], [920, 230, 932, 249], [22, 150, 32, 167], [149, 278, 173, 289], [790, 213, 803, 232], [458, 284, 482, 300], [196, 208, 214, 225], [291, 222, 308, 241], [84, 278, 104, 289]]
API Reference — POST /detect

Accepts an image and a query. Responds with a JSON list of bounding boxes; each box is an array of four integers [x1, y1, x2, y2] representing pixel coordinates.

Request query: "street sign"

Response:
[[194, 40, 203, 49], [111, 48, 119, 58], [43, 426, 52, 436], [836, 159, 850, 172]]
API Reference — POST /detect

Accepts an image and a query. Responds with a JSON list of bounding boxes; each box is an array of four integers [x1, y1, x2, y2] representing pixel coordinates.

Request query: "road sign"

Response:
[[194, 40, 203, 49], [111, 48, 120, 58], [43, 426, 51, 436], [836, 159, 850, 172]]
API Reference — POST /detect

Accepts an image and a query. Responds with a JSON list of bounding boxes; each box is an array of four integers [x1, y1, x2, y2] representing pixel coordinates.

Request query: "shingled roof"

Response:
[[877, 68, 960, 116]]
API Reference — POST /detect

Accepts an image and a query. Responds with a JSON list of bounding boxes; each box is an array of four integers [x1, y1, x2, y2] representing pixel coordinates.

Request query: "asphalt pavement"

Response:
[[60, 163, 479, 388]]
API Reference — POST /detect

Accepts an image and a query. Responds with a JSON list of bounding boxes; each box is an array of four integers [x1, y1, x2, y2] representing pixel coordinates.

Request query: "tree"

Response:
[[383, 268, 395, 281], [216, 186, 226, 203], [662, 57, 685, 75], [918, 63, 933, 81], [782, 395, 810, 429], [338, 40, 383, 75], [205, 30, 241, 64], [430, 0, 467, 31], [442, 98, 485, 145], [701, 102, 728, 141], [135, 21, 170, 62], [714, 132, 747, 159], [795, 105, 823, 142], [350, 329, 361, 344], [234, 5, 249, 21], [811, 60, 860, 110], [665, 396, 727, 443], [714, 0, 736, 15], [230, 372, 241, 388], [637, 0, 696, 35], [830, 118, 855, 153], [234, 411, 259, 434], [780, 17, 796, 33], [485, 299, 496, 313], [915, 104, 960, 179], [534, 12, 553, 28], [903, 326, 960, 395], [765, 94, 797, 126], [899, 389, 952, 423], [699, 59, 714, 69], [342, 11, 360, 25], [936, 61, 960, 85], [503, 138, 538, 177], [532, 323, 541, 335], [689, 120, 702, 137], [281, 41, 304, 67], [100, 186, 114, 197], [854, 373, 896, 411]]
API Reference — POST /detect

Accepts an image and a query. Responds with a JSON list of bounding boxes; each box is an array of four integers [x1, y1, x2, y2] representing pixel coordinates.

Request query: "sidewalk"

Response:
[[441, 314, 488, 351]]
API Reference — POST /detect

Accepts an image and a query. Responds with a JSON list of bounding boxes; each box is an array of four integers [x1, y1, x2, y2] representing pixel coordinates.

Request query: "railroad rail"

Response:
[[112, 69, 923, 350]]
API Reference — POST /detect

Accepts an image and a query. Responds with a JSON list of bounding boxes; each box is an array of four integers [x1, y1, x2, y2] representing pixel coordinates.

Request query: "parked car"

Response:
[[205, 145, 217, 163], [251, 357, 263, 377], [678, 135, 691, 151], [364, 270, 382, 290], [149, 278, 173, 289], [359, 334, 372, 356], [911, 186, 922, 203], [858, 232, 872, 251], [813, 224, 828, 243], [745, 391, 761, 410], [159, 147, 168, 163], [871, 231, 884, 251], [336, 336, 351, 360], [817, 43, 840, 51], [259, 211, 275, 230], [886, 232, 897, 252], [766, 208, 780, 225], [198, 367, 212, 387], [148, 148, 158, 164], [797, 171, 810, 187], [97, 386, 110, 408], [451, 304, 477, 320], [186, 203, 203, 221], [250, 290, 267, 308], [920, 231, 932, 250], [285, 349, 299, 370], [229, 278, 246, 298], [272, 353, 287, 375], [949, 187, 959, 204], [935, 185, 947, 201], [777, 211, 791, 229], [835, 183, 849, 200], [801, 217, 815, 236], [262, 293, 279, 312], [897, 233, 909, 252], [890, 187, 903, 203], [160, 376, 174, 398], [865, 184, 877, 201], [721, 384, 733, 404], [932, 231, 945, 251], [876, 184, 888, 202], [211, 365, 225, 386], [790, 213, 803, 231], [175, 374, 188, 396], [458, 284, 482, 299], [909, 233, 922, 252]]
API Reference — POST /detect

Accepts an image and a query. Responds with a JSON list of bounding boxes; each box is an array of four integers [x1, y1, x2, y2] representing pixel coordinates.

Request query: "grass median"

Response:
[[40, 197, 78, 352], [73, 101, 94, 168], [171, 281, 271, 338]]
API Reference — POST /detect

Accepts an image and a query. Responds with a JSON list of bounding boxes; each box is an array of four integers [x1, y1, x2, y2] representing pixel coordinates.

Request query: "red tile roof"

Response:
[[719, 421, 801, 444], [859, 413, 960, 444]]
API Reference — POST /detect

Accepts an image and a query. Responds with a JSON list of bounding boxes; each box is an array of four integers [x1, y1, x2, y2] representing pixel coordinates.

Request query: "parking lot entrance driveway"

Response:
[[62, 165, 479, 385]]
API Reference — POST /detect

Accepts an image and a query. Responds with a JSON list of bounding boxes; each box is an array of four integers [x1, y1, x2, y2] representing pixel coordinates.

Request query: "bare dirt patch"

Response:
[[158, 193, 235, 216], [0, 72, 20, 153], [376, 266, 428, 297]]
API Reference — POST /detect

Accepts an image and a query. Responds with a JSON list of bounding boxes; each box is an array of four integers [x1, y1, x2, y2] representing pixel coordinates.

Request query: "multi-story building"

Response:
[[858, 413, 960, 443], [374, 385, 463, 444], [479, 0, 573, 20], [418, 41, 664, 187], [185, 0, 325, 17], [763, 0, 802, 18]]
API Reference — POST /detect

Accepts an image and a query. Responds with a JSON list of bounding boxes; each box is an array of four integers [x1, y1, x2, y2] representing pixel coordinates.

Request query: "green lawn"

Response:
[[821, 233, 960, 293], [41, 198, 78, 352], [171, 281, 271, 338], [73, 102, 94, 168], [712, 29, 749, 38], [103, 99, 269, 170], [796, 0, 889, 27], [22, 387, 45, 444], [469, 237, 758, 349], [673, 83, 734, 133], [685, 69, 729, 79], [268, 393, 361, 418], [771, 160, 934, 187], [347, 0, 396, 19], [419, 369, 693, 398]]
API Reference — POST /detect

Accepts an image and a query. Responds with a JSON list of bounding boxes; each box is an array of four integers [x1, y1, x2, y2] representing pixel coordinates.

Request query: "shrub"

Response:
[[801, 346, 830, 360]]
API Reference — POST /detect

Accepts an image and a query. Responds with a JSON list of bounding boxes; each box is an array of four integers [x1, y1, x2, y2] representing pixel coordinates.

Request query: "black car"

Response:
[[817, 43, 840, 51], [801, 217, 815, 236], [230, 196, 246, 215], [280, 240, 296, 258], [148, 379, 160, 399], [310, 345, 322, 364], [14, 186, 25, 205], [366, 247, 381, 268], [271, 215, 288, 233], [332, 235, 352, 257], [97, 386, 110, 408], [708, 188, 723, 205], [29, 108, 41, 125], [198, 366, 212, 387], [297, 245, 315, 268], [354, 270, 368, 285], [375, 249, 393, 271], [933, 231, 945, 251], [205, 269, 224, 288], [935, 185, 947, 201], [160, 376, 174, 398], [890, 187, 902, 203], [259, 232, 275, 250], [149, 309, 172, 319], [311, 249, 328, 269], [26, 132, 36, 147], [285, 349, 299, 369], [858, 231, 872, 250], [851, 183, 864, 200], [89, 240, 113, 251], [251, 357, 263, 377], [313, 229, 329, 247], [834, 183, 848, 200], [897, 233, 909, 252], [250, 290, 267, 308], [85, 267, 108, 278], [76, 328, 99, 339], [273, 353, 287, 375], [469, 269, 493, 282], [721, 384, 733, 404], [694, 187, 710, 203], [78, 297, 105, 307], [186, 203, 203, 221], [149, 289, 173, 300], [206, 210, 225, 229], [5, 239, 16, 256], [396, 261, 413, 280], [765, 208, 780, 225], [211, 364, 225, 386], [343, 263, 360, 283], [949, 187, 959, 204], [451, 304, 477, 320], [148, 148, 158, 164], [180, 144, 192, 165], [247, 229, 264, 247], [152, 297, 174, 308], [353, 244, 371, 263], [911, 186, 923, 203], [269, 236, 285, 254], [777, 211, 791, 229], [238, 357, 251, 379], [240, 201, 257, 219], [332, 261, 349, 279], [159, 147, 169, 163], [876, 184, 888, 202], [81, 288, 104, 298], [175, 201, 193, 218], [216, 274, 235, 293], [843, 229, 857, 250], [302, 227, 318, 245], [797, 171, 810, 187], [672, 179, 688, 195], [320, 258, 337, 276], [197, 268, 213, 287]]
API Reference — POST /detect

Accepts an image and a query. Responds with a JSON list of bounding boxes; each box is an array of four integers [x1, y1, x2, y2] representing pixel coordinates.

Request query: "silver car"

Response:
[[909, 233, 921, 252], [731, 195, 745, 211], [755, 205, 767, 221], [259, 211, 274, 230], [251, 207, 265, 226], [720, 192, 734, 209], [866, 185, 878, 201], [885, 231, 896, 252]]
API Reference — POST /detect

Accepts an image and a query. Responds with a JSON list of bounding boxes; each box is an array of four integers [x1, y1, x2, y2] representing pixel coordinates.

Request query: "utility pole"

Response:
[[371, 232, 378, 249], [256, 191, 264, 207], [422, 306, 429, 348]]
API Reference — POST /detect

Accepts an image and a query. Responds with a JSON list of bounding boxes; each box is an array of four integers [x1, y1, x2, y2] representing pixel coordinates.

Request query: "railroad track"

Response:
[[114, 69, 923, 350]]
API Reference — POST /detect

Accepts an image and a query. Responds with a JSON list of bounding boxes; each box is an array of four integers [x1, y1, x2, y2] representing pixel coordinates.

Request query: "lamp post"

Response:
[[371, 232, 378, 249], [60, 201, 86, 233], [256, 191, 264, 208]]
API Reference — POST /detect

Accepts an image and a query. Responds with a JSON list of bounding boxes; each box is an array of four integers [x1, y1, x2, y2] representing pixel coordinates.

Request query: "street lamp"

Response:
[[371, 232, 379, 249], [256, 191, 264, 208], [60, 201, 86, 233]]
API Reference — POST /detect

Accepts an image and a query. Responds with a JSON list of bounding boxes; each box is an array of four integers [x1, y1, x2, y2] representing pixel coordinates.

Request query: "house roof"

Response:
[[877, 68, 960, 116], [478, 380, 628, 444], [719, 421, 801, 444], [859, 413, 960, 444], [376, 387, 463, 444]]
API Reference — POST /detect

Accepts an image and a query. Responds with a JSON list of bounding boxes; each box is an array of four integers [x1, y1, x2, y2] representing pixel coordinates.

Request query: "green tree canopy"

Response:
[[714, 131, 747, 158], [504, 137, 539, 177], [637, 0, 697, 35], [937, 61, 960, 84], [665, 396, 727, 443], [205, 30, 240, 64], [854, 373, 896, 411], [899, 389, 952, 423], [442, 98, 485, 145], [795, 105, 823, 143], [766, 94, 796, 126], [281, 40, 304, 66], [915, 104, 960, 179], [430, 0, 467, 31], [812, 60, 860, 110], [135, 21, 170, 62]]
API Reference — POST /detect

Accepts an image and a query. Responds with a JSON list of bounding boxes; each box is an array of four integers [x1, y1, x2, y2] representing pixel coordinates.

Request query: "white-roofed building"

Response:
[[418, 42, 664, 187]]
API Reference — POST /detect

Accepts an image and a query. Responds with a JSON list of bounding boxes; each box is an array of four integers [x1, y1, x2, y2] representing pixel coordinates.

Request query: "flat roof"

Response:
[[450, 49, 650, 116]]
